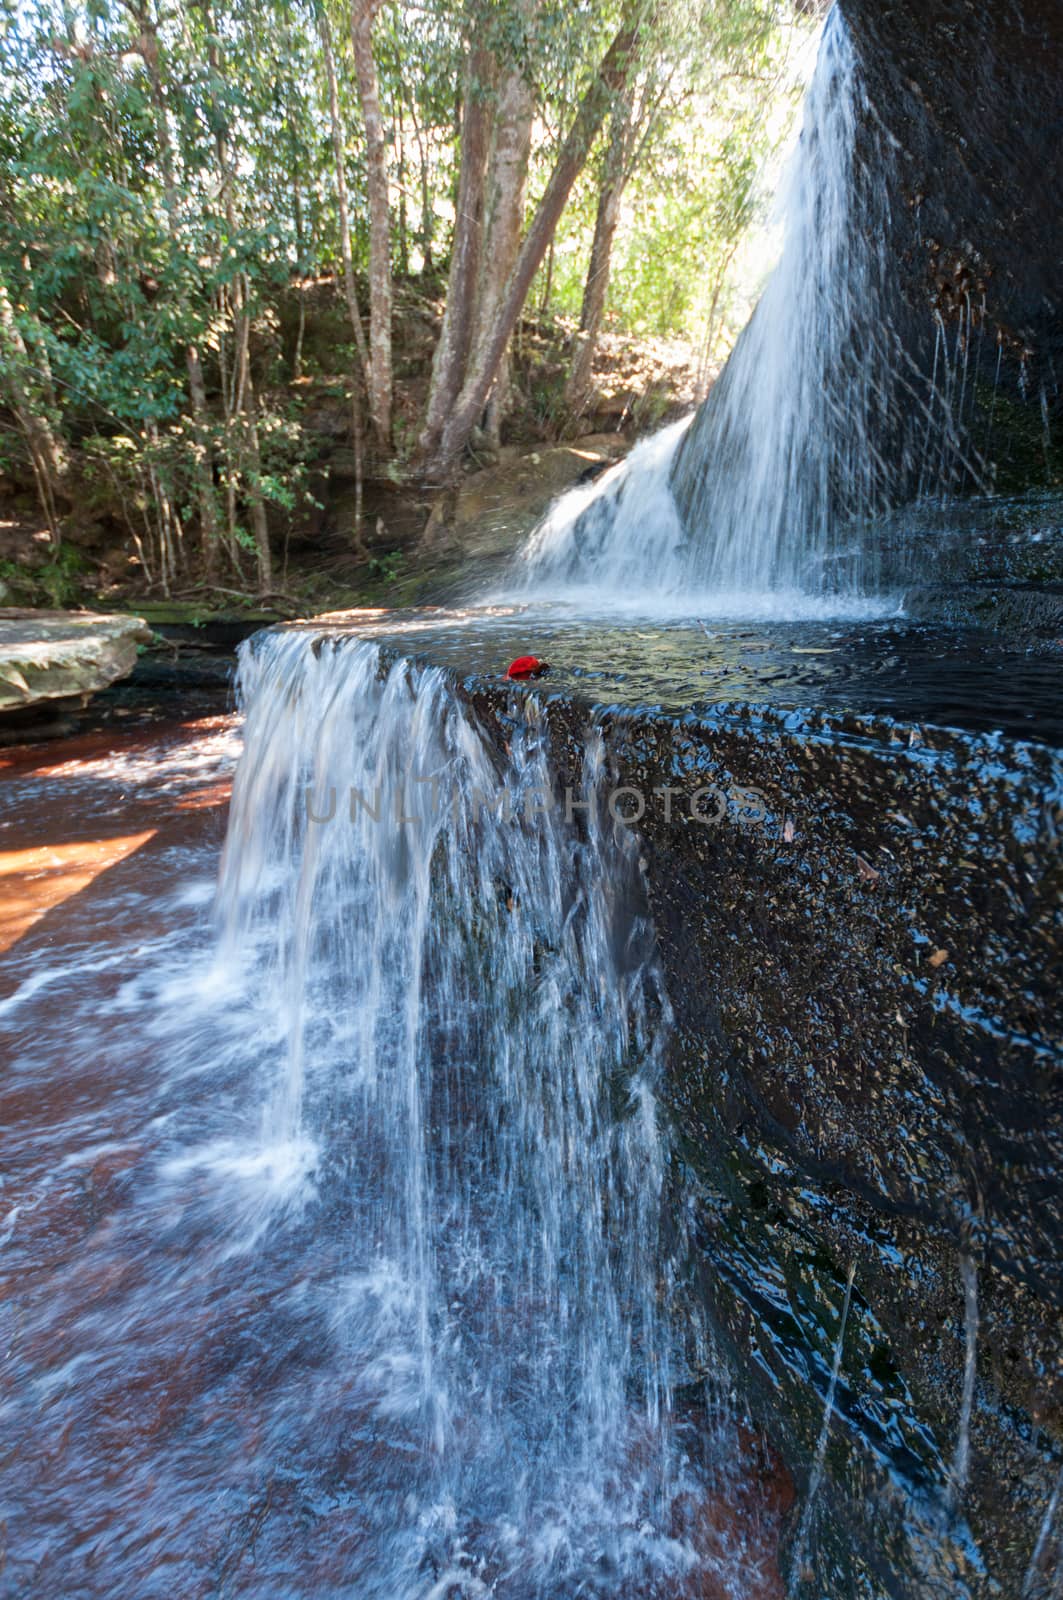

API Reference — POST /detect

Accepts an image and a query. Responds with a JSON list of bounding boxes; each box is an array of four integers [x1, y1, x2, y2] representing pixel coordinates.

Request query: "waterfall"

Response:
[[211, 629, 746, 1596], [513, 7, 977, 614], [513, 418, 693, 610], [671, 9, 891, 600], [947, 1252, 980, 1512]]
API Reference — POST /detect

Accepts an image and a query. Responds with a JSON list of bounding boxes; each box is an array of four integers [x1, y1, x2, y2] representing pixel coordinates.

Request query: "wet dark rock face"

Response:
[[841, 0, 1063, 494], [468, 682, 1062, 1597], [880, 496, 1063, 641]]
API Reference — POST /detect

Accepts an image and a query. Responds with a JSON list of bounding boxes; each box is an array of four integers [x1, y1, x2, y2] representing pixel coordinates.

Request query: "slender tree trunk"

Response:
[[145, 416, 187, 594], [422, 11, 644, 479], [24, 316, 60, 416], [694, 239, 740, 400], [216, 307, 244, 576], [293, 293, 307, 385], [417, 33, 496, 459], [565, 91, 633, 414], [351, 0, 393, 447], [125, 2, 222, 575], [292, 176, 307, 382], [318, 4, 368, 555], [318, 6, 370, 376], [538, 237, 554, 315], [396, 100, 410, 276], [473, 43, 535, 449], [185, 342, 220, 574], [405, 88, 435, 272], [202, 10, 272, 592], [230, 278, 273, 593]]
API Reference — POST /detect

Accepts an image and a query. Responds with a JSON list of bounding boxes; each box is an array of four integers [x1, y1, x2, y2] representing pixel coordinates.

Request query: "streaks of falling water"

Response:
[[787, 1262, 856, 1592], [1023, 1462, 1063, 1598], [948, 1252, 980, 1513], [674, 11, 886, 600], [211, 628, 738, 1596]]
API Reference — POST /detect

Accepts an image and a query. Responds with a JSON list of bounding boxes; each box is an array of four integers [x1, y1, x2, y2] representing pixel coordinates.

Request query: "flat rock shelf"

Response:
[[0, 608, 151, 715], [296, 604, 1063, 747]]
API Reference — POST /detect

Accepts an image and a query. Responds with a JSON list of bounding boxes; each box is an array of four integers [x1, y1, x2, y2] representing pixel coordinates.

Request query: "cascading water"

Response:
[[671, 9, 898, 601], [512, 8, 982, 613], [209, 628, 754, 1597], [672, 11, 882, 601], [514, 419, 693, 610]]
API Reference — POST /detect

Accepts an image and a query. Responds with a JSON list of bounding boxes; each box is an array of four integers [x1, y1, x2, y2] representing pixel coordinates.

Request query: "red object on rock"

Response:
[[506, 655, 550, 681]]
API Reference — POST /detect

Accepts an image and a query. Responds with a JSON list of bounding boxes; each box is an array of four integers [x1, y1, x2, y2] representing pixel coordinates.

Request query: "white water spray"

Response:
[[511, 9, 949, 615], [211, 629, 747, 1595], [948, 1252, 980, 1512], [514, 418, 691, 607], [1023, 1462, 1063, 1598]]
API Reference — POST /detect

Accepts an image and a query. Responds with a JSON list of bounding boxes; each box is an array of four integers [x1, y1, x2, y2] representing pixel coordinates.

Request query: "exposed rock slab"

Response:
[[0, 609, 152, 713], [472, 691, 1062, 1600]]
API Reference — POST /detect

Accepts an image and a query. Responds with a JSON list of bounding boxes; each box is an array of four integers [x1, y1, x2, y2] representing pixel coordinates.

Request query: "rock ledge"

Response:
[[0, 609, 152, 714]]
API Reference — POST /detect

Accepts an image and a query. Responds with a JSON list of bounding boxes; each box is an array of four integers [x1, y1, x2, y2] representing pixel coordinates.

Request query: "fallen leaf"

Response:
[[855, 854, 880, 883], [928, 948, 950, 969]]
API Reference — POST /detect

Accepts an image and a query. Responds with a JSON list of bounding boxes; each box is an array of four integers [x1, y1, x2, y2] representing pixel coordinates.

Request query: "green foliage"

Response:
[[367, 549, 405, 585], [35, 544, 88, 606], [529, 368, 569, 431], [0, 545, 87, 606], [0, 0, 810, 593], [538, 1, 812, 350]]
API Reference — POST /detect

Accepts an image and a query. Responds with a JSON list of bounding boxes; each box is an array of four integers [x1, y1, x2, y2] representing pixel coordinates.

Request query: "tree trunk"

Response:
[[203, 8, 273, 593], [694, 239, 741, 400], [422, 10, 644, 479], [292, 175, 307, 383], [130, 1, 221, 573], [229, 278, 273, 593], [318, 5, 370, 379], [417, 33, 496, 459], [396, 100, 410, 276], [318, 4, 368, 556], [538, 236, 554, 315], [185, 343, 220, 574], [472, 41, 536, 450], [351, 0, 393, 447], [565, 91, 634, 414], [404, 87, 435, 272]]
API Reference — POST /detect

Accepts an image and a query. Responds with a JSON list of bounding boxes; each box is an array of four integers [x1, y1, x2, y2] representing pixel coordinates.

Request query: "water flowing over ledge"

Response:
[[508, 0, 1062, 623], [231, 610, 1062, 1599], [212, 628, 790, 1597], [2, 607, 1058, 1598], [3, 2, 1060, 1592]]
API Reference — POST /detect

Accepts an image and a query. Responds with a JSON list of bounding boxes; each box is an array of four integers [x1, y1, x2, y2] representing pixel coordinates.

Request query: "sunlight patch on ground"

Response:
[[0, 831, 156, 954]]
